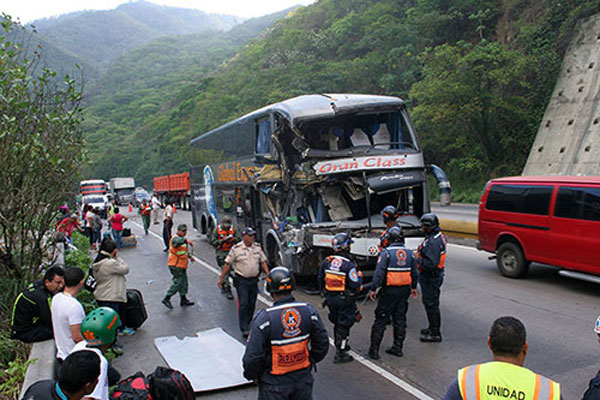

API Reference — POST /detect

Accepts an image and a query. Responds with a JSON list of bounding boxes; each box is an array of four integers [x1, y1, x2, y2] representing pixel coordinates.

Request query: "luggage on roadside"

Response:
[[111, 372, 151, 400], [123, 288, 147, 329], [121, 236, 137, 248], [148, 366, 194, 400], [123, 228, 132, 237]]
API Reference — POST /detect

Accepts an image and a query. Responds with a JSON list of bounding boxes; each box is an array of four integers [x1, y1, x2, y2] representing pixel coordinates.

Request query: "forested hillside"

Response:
[[30, 1, 241, 80], [80, 0, 599, 200]]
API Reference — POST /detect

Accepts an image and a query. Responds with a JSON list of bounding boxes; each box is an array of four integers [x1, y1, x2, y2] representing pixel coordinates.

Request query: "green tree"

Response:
[[0, 15, 85, 280]]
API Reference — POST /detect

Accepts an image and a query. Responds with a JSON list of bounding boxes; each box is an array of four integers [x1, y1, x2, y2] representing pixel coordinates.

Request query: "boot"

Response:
[[420, 312, 434, 335], [333, 329, 353, 364], [368, 329, 385, 360], [161, 296, 173, 309], [180, 295, 195, 307], [385, 328, 405, 357], [420, 313, 442, 342]]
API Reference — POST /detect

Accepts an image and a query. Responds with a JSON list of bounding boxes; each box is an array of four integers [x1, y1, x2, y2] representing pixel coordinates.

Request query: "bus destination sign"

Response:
[[313, 154, 423, 175]]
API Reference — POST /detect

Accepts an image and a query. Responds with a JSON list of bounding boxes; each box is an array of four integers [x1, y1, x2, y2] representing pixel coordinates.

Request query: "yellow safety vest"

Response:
[[458, 361, 560, 400]]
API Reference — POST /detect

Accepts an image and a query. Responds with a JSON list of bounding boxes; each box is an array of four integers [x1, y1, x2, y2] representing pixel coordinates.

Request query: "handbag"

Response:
[[84, 266, 97, 292]]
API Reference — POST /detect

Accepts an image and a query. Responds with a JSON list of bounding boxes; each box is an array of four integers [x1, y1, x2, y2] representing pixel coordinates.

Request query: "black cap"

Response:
[[242, 227, 256, 236], [177, 224, 187, 232]]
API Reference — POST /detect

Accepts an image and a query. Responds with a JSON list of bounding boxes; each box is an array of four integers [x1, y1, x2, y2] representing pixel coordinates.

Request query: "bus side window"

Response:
[[256, 119, 271, 155]]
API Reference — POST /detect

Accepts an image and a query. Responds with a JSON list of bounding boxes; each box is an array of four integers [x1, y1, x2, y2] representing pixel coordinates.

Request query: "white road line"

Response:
[[133, 221, 433, 400], [448, 243, 481, 252]]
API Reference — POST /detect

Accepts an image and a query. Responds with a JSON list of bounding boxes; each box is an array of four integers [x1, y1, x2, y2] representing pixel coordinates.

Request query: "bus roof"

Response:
[[190, 93, 404, 146], [491, 176, 600, 184]]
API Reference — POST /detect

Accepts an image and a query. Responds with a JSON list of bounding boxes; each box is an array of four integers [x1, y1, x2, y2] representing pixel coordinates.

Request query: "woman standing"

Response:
[[92, 238, 135, 341], [108, 207, 128, 249], [139, 199, 152, 235], [88, 208, 103, 251]]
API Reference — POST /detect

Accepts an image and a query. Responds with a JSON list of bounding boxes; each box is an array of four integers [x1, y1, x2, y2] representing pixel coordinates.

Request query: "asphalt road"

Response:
[[431, 202, 478, 223], [112, 210, 599, 399]]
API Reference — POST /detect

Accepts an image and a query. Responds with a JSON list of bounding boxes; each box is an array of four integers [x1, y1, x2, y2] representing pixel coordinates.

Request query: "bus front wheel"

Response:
[[496, 242, 529, 278]]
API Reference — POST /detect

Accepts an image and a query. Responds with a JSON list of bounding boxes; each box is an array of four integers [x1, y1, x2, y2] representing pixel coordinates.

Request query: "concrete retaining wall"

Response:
[[19, 340, 56, 399]]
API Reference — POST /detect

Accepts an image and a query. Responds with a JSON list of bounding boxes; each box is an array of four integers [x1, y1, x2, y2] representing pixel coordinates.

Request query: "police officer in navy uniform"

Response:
[[368, 227, 418, 359], [317, 232, 362, 364], [243, 267, 329, 400], [416, 213, 447, 342]]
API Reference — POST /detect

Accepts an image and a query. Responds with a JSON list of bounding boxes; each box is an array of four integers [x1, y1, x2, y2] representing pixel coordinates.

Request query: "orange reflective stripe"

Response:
[[548, 379, 554, 400], [460, 366, 468, 399], [533, 373, 541, 400], [271, 338, 310, 375], [438, 252, 446, 269], [325, 271, 346, 291], [475, 364, 481, 400], [386, 269, 411, 286]]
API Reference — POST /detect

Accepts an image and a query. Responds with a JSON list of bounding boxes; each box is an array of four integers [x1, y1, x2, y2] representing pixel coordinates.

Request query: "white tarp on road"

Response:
[[154, 327, 252, 392]]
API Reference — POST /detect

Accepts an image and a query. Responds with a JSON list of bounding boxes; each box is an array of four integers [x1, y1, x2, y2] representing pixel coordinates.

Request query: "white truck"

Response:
[[109, 177, 136, 206]]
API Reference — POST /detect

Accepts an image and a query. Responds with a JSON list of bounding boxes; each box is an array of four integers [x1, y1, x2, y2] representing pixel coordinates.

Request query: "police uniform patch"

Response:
[[330, 257, 342, 268], [281, 307, 302, 338], [349, 268, 359, 282], [396, 249, 407, 266]]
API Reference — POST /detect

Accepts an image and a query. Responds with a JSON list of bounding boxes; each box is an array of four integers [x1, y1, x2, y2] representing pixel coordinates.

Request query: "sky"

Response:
[[1, 0, 316, 23]]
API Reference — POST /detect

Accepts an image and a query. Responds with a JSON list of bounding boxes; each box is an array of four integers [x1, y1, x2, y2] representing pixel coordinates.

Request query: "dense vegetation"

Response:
[[76, 0, 600, 202]]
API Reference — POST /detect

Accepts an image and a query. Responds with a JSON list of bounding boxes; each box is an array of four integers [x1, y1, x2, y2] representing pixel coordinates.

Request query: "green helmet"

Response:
[[81, 307, 120, 346]]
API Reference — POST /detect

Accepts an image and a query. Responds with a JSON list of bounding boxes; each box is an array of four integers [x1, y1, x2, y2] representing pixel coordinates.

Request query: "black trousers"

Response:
[[258, 380, 313, 400], [325, 293, 357, 330], [162, 219, 173, 249], [372, 286, 410, 332], [419, 271, 444, 314], [234, 275, 258, 332]]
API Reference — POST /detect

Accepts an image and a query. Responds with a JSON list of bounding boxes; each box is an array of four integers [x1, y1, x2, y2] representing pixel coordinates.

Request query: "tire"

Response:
[[496, 242, 529, 278]]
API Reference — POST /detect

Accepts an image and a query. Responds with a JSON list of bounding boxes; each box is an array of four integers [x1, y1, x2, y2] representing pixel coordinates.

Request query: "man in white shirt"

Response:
[[162, 200, 174, 252], [71, 307, 121, 400], [51, 267, 86, 363], [151, 195, 161, 225]]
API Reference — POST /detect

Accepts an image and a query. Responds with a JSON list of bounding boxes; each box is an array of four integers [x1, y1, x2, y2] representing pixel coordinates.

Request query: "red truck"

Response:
[[153, 172, 191, 210]]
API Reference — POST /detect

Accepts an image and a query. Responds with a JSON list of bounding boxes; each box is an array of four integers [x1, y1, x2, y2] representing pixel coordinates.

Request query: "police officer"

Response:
[[209, 216, 241, 300], [317, 232, 362, 364], [367, 227, 418, 359], [416, 213, 447, 342], [243, 267, 329, 400], [442, 316, 561, 400], [218, 227, 269, 338], [162, 224, 195, 309]]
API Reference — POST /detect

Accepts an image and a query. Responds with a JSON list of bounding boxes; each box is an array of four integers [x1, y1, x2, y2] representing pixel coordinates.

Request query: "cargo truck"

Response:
[[153, 172, 191, 210], [109, 177, 136, 205]]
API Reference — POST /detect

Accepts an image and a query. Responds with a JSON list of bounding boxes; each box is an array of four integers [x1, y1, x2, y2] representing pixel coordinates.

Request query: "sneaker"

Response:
[[120, 327, 135, 336], [241, 330, 249, 339], [111, 345, 124, 356], [162, 297, 173, 309]]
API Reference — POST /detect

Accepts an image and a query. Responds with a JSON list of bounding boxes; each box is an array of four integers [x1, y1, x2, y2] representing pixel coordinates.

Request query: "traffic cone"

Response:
[[128, 204, 132, 212], [173, 203, 177, 214]]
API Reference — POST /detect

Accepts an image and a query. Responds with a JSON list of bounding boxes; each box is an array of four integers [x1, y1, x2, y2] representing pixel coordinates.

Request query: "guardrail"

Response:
[[439, 218, 478, 240]]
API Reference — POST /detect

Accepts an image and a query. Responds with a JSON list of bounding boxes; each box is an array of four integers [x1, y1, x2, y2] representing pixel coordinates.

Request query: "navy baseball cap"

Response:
[[242, 227, 256, 236]]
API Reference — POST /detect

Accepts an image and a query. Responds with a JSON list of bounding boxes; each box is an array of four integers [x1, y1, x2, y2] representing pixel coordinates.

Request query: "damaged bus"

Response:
[[190, 94, 449, 284]]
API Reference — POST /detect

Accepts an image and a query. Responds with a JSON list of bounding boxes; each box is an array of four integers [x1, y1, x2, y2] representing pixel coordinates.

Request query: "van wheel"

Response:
[[496, 242, 529, 278]]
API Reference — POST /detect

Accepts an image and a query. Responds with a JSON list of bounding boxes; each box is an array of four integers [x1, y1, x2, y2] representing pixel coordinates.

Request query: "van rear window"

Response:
[[554, 187, 600, 221], [486, 184, 552, 215]]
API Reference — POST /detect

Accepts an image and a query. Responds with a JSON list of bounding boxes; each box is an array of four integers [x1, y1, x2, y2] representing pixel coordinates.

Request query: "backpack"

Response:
[[111, 372, 152, 400], [148, 367, 194, 400]]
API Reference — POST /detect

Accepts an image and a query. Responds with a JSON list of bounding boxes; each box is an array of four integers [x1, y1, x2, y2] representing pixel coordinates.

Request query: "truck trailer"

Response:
[[154, 172, 191, 210]]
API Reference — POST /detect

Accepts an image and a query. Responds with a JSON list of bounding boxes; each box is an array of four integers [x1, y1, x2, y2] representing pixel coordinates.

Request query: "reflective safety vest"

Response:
[[266, 302, 313, 375], [324, 256, 353, 292], [384, 246, 413, 287], [140, 204, 151, 216], [168, 238, 188, 269], [458, 361, 560, 400], [216, 225, 236, 252]]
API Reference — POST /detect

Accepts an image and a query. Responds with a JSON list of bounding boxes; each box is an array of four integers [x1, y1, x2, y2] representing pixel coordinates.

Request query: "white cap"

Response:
[[595, 315, 600, 334]]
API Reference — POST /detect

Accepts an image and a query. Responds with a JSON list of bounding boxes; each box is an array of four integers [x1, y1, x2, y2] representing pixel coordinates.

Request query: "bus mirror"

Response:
[[428, 164, 452, 206]]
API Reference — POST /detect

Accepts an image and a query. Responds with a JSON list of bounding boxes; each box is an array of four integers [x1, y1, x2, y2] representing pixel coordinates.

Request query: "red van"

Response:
[[478, 176, 600, 279]]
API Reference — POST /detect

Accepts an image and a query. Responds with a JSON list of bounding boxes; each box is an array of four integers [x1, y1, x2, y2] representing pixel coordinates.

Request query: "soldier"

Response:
[[209, 216, 241, 299], [218, 227, 269, 338], [243, 267, 329, 400], [162, 224, 195, 309], [367, 227, 418, 359], [317, 232, 362, 364], [416, 213, 447, 342]]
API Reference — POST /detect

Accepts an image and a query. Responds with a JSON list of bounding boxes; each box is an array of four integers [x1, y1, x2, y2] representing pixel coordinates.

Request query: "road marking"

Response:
[[133, 221, 433, 400]]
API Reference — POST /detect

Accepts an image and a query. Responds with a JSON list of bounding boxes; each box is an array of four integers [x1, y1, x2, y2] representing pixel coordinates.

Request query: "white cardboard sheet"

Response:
[[154, 328, 252, 392]]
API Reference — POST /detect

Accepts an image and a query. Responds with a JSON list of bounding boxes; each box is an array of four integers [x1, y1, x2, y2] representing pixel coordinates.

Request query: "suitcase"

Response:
[[121, 236, 137, 248], [123, 289, 148, 329]]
